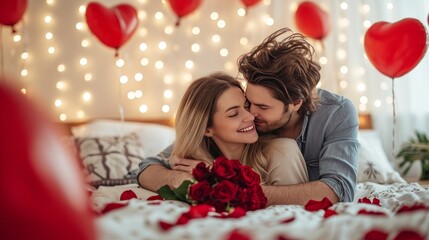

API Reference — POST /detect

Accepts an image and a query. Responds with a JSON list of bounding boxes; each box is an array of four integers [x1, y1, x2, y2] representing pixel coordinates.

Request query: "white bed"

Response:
[[67, 117, 429, 240]]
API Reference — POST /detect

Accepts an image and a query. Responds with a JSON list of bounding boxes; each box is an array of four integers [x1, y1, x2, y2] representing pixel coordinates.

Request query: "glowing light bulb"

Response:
[[81, 39, 89, 48], [140, 58, 149, 66], [155, 61, 164, 69], [240, 37, 248, 46], [164, 89, 173, 99], [191, 43, 200, 52], [44, 16, 52, 24], [120, 75, 128, 84], [56, 81, 66, 90], [80, 58, 88, 66], [77, 111, 85, 119], [210, 12, 219, 20], [84, 73, 92, 81], [20, 69, 28, 77], [139, 104, 148, 113], [82, 92, 92, 102], [135, 73, 143, 81], [192, 27, 200, 35], [116, 58, 125, 67], [59, 114, 67, 121], [78, 5, 86, 14], [162, 105, 170, 113], [55, 99, 62, 107], [48, 47, 55, 54], [135, 90, 143, 98], [237, 8, 246, 16], [57, 64, 66, 72], [13, 35, 21, 42], [185, 60, 194, 69], [21, 52, 29, 60], [220, 48, 228, 57], [158, 41, 167, 50], [75, 22, 84, 30], [217, 20, 226, 28], [212, 34, 221, 43], [139, 43, 148, 51], [45, 32, 53, 40]]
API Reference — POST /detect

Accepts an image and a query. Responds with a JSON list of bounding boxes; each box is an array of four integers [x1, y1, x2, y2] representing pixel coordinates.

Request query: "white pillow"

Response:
[[71, 119, 175, 157], [357, 130, 406, 184]]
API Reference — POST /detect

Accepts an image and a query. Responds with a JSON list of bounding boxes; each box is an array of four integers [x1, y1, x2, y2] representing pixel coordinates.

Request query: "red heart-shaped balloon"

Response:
[[241, 0, 261, 8], [364, 18, 427, 78], [0, 0, 27, 26], [295, 1, 331, 40], [167, 0, 202, 26], [85, 2, 138, 50]]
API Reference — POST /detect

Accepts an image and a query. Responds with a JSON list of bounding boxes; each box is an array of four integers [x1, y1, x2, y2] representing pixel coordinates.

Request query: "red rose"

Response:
[[189, 180, 212, 202], [238, 165, 261, 187], [213, 157, 238, 180], [210, 180, 238, 203], [192, 162, 210, 182]]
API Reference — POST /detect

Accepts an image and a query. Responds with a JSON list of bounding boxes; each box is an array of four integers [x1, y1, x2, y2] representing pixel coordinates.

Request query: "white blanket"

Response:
[[93, 182, 429, 240]]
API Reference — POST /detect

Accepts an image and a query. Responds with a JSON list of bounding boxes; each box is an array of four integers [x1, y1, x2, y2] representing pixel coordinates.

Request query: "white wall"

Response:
[[2, 0, 429, 165]]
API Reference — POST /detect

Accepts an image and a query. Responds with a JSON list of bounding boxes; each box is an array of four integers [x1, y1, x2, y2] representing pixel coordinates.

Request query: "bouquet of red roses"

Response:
[[157, 156, 267, 213]]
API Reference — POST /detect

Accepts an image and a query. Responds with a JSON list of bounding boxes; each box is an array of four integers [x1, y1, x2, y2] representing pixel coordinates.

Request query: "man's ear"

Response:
[[291, 100, 303, 111], [204, 128, 214, 137]]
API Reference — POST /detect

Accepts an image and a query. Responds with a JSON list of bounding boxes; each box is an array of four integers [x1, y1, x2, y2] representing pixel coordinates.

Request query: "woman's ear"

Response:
[[204, 128, 214, 137]]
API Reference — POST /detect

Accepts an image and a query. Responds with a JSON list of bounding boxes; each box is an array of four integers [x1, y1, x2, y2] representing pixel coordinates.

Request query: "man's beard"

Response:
[[256, 111, 293, 135]]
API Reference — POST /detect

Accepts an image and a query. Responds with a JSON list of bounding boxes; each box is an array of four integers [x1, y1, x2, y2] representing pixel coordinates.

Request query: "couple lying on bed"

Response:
[[137, 28, 360, 206]]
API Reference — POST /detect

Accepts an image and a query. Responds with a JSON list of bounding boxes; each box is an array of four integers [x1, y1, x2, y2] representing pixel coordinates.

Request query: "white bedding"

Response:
[[92, 182, 429, 240]]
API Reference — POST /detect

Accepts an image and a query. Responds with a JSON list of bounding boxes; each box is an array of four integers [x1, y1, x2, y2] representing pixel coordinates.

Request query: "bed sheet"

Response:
[[92, 182, 429, 240]]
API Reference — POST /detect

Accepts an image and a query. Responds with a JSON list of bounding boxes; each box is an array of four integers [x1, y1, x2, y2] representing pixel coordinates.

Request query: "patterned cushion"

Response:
[[74, 133, 145, 188], [357, 130, 406, 184]]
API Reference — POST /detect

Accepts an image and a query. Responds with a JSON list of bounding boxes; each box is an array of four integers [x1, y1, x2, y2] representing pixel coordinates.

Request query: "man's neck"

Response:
[[276, 114, 304, 139]]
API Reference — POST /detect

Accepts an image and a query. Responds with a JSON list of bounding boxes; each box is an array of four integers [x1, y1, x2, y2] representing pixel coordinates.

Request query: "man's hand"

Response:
[[170, 156, 211, 175]]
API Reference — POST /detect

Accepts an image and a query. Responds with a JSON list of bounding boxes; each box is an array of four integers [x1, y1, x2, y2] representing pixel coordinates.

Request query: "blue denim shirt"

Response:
[[137, 89, 360, 202], [297, 89, 360, 202]]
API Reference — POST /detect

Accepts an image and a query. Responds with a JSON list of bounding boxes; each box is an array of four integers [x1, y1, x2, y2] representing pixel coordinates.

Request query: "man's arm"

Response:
[[262, 180, 339, 206], [138, 164, 193, 192]]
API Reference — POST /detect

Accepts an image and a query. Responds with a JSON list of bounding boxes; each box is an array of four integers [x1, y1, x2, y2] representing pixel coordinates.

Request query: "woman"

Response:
[[137, 72, 308, 190]]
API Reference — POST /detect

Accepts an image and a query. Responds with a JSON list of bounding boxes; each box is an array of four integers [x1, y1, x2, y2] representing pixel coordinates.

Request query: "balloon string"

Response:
[[175, 17, 181, 27], [391, 77, 396, 163], [115, 55, 125, 138]]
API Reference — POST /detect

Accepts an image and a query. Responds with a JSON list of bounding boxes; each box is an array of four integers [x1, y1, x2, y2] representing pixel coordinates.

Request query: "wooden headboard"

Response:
[[57, 118, 175, 136], [57, 113, 372, 136]]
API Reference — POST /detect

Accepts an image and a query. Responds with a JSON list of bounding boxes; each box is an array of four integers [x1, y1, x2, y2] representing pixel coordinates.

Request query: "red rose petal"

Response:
[[394, 230, 424, 240], [358, 197, 381, 206], [100, 202, 128, 214], [357, 209, 386, 216], [120, 190, 137, 200], [280, 216, 295, 223], [323, 209, 338, 218], [158, 221, 174, 231], [147, 195, 163, 201], [304, 197, 333, 212], [363, 229, 388, 240], [225, 229, 252, 240], [396, 204, 429, 214]]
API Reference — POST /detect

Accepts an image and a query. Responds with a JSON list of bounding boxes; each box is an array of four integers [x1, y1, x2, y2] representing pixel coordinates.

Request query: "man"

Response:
[[137, 28, 360, 205]]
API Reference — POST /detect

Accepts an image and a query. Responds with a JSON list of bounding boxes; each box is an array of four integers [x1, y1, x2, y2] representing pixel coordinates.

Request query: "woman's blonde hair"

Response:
[[172, 72, 269, 180]]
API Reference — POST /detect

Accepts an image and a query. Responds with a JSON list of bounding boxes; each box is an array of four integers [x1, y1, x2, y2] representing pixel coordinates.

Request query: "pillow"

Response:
[[357, 130, 406, 184], [74, 133, 145, 188], [71, 119, 175, 157]]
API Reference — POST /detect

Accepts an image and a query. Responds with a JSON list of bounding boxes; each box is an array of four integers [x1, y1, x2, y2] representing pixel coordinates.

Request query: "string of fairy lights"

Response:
[[1, 0, 403, 122]]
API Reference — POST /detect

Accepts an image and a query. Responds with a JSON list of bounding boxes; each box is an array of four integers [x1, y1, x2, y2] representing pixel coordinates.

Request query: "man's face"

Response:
[[245, 83, 292, 133]]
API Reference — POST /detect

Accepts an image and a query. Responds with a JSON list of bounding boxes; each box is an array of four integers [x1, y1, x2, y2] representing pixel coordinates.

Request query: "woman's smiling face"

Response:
[[207, 86, 258, 149]]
